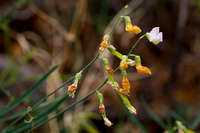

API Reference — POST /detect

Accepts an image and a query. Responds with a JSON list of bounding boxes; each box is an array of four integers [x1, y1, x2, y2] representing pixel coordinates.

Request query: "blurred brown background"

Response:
[[0, 0, 200, 132]]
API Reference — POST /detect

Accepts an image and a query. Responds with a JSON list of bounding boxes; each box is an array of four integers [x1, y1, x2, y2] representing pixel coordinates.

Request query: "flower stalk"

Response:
[[97, 91, 113, 127]]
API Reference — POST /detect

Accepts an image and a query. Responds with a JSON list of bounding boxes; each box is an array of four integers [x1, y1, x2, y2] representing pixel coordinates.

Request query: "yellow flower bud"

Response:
[[122, 76, 130, 92], [125, 22, 142, 34], [136, 64, 152, 75], [100, 40, 108, 49], [120, 60, 128, 70]]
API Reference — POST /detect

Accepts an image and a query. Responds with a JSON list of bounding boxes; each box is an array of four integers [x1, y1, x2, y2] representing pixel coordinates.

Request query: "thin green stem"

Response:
[[128, 34, 146, 56], [2, 54, 99, 130], [27, 33, 145, 132], [27, 79, 108, 132], [3, 4, 146, 132]]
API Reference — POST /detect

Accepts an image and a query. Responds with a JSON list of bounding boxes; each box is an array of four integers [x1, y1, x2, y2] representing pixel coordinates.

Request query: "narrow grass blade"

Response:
[[142, 100, 169, 130], [26, 79, 108, 132], [3, 93, 68, 133], [171, 111, 190, 128], [191, 114, 200, 130], [0, 65, 58, 116], [5, 49, 35, 87]]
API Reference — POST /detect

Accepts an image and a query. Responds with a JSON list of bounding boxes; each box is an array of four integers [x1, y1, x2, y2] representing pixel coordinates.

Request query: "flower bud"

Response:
[[99, 34, 110, 55], [134, 56, 152, 75], [67, 79, 78, 98], [136, 65, 152, 75], [122, 76, 130, 91], [123, 16, 142, 34], [119, 93, 137, 115], [105, 66, 114, 75], [120, 60, 128, 70], [100, 40, 108, 49], [96, 91, 113, 127], [67, 71, 82, 98], [99, 103, 105, 115]]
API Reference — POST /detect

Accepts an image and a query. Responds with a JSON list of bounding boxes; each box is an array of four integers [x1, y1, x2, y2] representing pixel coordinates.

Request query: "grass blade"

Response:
[[26, 79, 108, 132], [0, 65, 58, 116], [142, 100, 169, 130]]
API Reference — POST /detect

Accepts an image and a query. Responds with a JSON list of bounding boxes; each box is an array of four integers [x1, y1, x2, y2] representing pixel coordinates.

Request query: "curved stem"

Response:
[[128, 34, 146, 56], [27, 34, 146, 132], [2, 54, 100, 130], [4, 4, 146, 132], [27, 79, 108, 132]]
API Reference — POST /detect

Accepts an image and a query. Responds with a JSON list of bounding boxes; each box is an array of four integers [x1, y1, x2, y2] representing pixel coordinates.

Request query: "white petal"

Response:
[[151, 27, 160, 34], [159, 32, 163, 42]]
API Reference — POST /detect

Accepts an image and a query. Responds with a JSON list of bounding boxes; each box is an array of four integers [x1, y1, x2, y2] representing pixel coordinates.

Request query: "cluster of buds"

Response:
[[67, 71, 82, 98], [99, 34, 110, 57], [123, 16, 142, 35], [101, 55, 136, 115], [97, 91, 113, 127], [96, 14, 163, 127]]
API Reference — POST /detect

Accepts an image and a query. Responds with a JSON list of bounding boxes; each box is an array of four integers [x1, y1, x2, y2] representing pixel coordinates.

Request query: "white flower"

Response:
[[147, 27, 163, 45]]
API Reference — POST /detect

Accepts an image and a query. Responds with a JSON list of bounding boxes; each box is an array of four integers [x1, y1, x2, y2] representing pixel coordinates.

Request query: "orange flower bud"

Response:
[[125, 22, 142, 34], [105, 66, 114, 75], [122, 76, 130, 91], [136, 65, 152, 75], [99, 103, 105, 115], [100, 40, 108, 49], [120, 60, 128, 70], [67, 81, 78, 97]]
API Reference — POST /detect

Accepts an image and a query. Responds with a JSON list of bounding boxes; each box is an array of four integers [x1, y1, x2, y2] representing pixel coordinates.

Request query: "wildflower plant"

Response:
[[66, 4, 163, 126], [0, 4, 163, 132]]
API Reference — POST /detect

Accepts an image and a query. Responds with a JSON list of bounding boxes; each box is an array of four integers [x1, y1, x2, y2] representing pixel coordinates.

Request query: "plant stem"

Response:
[[27, 34, 145, 132]]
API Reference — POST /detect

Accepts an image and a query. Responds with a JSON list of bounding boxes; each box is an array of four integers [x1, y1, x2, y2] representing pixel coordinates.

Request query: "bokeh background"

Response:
[[0, 0, 200, 132]]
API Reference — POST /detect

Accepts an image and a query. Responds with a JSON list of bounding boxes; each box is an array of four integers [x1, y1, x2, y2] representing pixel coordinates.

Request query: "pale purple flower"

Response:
[[147, 27, 163, 45]]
